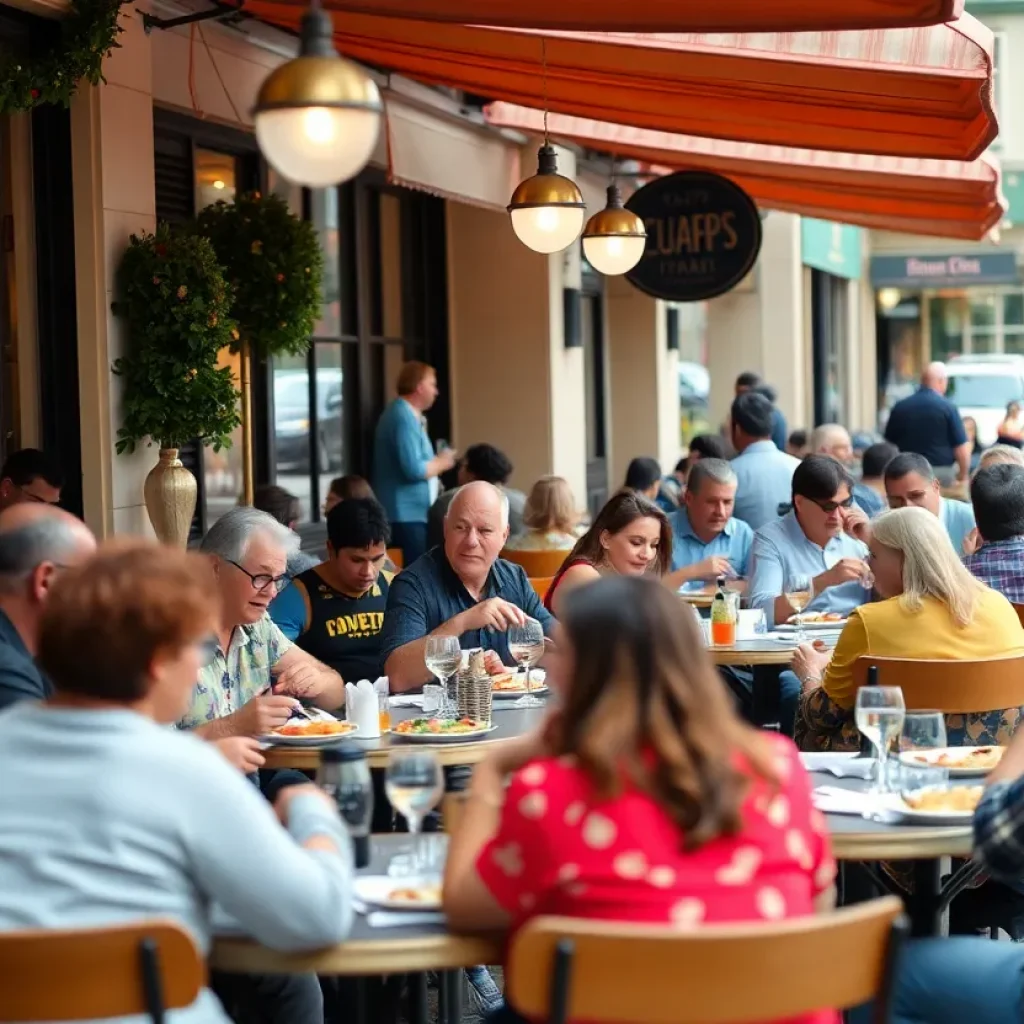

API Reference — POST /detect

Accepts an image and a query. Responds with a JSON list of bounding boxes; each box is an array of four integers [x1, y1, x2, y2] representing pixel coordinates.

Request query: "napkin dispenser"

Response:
[[345, 678, 380, 738]]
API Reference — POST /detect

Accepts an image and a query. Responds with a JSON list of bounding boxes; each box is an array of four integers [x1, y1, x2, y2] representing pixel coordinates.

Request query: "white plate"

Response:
[[776, 619, 848, 632], [354, 875, 442, 911], [492, 685, 550, 700], [260, 724, 360, 747], [898, 746, 1003, 778], [878, 789, 981, 825], [392, 721, 499, 743]]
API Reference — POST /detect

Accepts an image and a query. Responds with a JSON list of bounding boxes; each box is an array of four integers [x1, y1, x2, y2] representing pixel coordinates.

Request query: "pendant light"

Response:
[[582, 183, 647, 276], [507, 40, 586, 253], [254, 0, 382, 188]]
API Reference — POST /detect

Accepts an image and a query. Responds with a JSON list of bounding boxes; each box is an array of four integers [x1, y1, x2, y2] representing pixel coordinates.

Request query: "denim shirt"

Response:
[[372, 398, 434, 524], [731, 441, 803, 532], [748, 511, 870, 628], [379, 547, 556, 681], [668, 509, 753, 581]]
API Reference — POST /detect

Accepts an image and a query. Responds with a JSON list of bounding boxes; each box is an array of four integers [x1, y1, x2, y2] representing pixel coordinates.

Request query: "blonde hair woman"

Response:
[[793, 506, 1024, 751], [503, 475, 579, 551]]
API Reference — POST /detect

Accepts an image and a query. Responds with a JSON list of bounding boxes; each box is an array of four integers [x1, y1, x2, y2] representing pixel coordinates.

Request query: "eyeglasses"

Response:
[[15, 484, 59, 505], [227, 560, 290, 593], [806, 495, 855, 514], [196, 635, 220, 667]]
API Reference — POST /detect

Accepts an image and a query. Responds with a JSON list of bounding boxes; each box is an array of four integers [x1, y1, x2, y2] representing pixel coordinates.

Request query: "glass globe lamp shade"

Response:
[[507, 144, 587, 253], [582, 185, 647, 276], [254, 9, 382, 188]]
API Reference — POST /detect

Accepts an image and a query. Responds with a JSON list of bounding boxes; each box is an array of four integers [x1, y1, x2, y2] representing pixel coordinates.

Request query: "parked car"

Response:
[[946, 355, 1024, 447], [274, 370, 344, 472]]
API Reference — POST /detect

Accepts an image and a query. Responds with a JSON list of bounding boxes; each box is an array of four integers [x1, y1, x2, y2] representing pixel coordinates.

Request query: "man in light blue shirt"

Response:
[[667, 459, 753, 588], [748, 456, 872, 736], [730, 390, 802, 531], [372, 361, 457, 565], [883, 452, 977, 555]]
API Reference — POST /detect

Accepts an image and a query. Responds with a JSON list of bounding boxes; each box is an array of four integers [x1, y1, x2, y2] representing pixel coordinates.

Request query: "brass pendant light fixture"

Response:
[[254, 0, 383, 188], [582, 182, 647, 276], [507, 39, 586, 254]]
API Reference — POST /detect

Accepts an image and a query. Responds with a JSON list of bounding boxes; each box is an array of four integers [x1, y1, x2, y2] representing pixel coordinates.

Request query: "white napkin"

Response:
[[352, 898, 445, 928], [736, 609, 766, 640], [345, 679, 380, 738], [812, 785, 874, 816], [390, 695, 425, 708], [801, 753, 874, 780]]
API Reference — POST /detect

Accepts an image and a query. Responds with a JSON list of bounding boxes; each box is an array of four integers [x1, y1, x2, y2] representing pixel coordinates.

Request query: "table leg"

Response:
[[439, 970, 463, 1024], [906, 859, 944, 937], [408, 972, 430, 1024], [750, 666, 780, 730]]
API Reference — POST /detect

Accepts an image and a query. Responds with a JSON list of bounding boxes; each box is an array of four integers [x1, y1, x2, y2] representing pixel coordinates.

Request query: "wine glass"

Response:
[[424, 635, 462, 720], [898, 711, 949, 801], [783, 573, 814, 642], [855, 686, 906, 803], [509, 618, 546, 708], [385, 749, 444, 875]]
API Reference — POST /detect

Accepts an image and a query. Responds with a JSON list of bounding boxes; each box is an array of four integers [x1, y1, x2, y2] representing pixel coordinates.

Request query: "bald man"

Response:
[[380, 481, 555, 692], [0, 504, 96, 709], [884, 361, 970, 486]]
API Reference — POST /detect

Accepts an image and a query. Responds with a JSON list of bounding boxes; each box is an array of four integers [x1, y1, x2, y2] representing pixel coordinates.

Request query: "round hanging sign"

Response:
[[624, 170, 762, 302]]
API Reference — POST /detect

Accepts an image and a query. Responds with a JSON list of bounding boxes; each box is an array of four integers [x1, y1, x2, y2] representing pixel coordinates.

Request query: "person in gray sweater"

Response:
[[0, 541, 354, 1024]]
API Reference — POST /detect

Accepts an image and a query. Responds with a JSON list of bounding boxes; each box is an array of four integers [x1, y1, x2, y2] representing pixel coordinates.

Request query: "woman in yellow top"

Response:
[[794, 505, 1024, 751]]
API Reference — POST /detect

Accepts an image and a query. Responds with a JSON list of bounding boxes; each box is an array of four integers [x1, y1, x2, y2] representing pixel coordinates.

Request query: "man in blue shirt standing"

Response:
[[667, 459, 753, 588], [884, 362, 970, 487], [372, 361, 458, 566], [883, 452, 976, 555], [730, 391, 802, 530]]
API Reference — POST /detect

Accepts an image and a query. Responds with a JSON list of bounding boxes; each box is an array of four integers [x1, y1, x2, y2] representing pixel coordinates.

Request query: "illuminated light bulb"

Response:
[[582, 184, 647, 276], [507, 144, 586, 254]]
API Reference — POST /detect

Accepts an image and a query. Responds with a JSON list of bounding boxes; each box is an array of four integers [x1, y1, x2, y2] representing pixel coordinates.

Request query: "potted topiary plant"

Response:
[[112, 224, 241, 547]]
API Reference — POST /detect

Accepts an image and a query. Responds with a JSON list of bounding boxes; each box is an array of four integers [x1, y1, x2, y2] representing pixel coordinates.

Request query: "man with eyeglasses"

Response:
[[0, 449, 63, 510], [0, 503, 96, 709], [178, 507, 344, 746]]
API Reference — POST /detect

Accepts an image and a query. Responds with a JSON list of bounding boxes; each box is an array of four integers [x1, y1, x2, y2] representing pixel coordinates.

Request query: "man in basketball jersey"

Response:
[[271, 498, 393, 682]]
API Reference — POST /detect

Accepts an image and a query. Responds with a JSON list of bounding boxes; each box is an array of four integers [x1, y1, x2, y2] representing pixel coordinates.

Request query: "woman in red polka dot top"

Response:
[[443, 575, 837, 1024]]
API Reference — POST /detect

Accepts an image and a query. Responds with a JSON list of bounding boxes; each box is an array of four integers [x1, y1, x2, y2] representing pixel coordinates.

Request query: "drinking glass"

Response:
[[424, 635, 462, 720], [855, 686, 906, 801], [898, 711, 949, 800], [385, 749, 444, 874], [509, 618, 546, 708], [783, 573, 814, 642]]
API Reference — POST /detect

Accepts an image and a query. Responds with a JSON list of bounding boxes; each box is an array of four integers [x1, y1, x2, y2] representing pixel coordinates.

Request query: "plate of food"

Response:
[[776, 612, 848, 632], [354, 876, 442, 911], [881, 785, 984, 824], [898, 745, 1003, 777], [490, 668, 549, 698], [392, 717, 498, 742], [260, 720, 360, 747]]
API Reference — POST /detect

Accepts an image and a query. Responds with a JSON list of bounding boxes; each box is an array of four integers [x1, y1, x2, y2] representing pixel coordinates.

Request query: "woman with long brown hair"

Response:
[[544, 489, 671, 616], [444, 576, 838, 1024]]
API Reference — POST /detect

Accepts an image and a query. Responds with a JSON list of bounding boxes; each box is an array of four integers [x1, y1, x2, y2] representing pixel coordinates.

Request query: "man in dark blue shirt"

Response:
[[884, 363, 970, 486], [381, 481, 555, 692]]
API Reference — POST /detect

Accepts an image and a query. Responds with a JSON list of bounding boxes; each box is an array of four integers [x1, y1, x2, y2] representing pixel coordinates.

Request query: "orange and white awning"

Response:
[[261, 0, 964, 33], [485, 103, 1003, 240], [248, 6, 996, 160]]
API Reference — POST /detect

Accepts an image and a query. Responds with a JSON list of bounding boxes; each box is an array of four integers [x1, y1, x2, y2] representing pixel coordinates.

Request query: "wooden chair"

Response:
[[852, 656, 1024, 713], [530, 575, 554, 600], [501, 548, 567, 578], [507, 898, 908, 1024], [0, 920, 204, 1022], [386, 547, 404, 569], [1013, 604, 1024, 629]]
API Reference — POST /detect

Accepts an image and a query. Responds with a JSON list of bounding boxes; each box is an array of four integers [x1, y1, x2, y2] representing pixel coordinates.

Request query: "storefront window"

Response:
[[928, 295, 964, 363], [194, 148, 236, 211], [312, 188, 341, 337]]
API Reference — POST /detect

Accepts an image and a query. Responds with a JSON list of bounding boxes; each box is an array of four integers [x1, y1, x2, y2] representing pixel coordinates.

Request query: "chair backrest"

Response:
[[507, 897, 907, 1024], [0, 920, 205, 1023], [387, 547, 405, 569], [852, 656, 1024, 714], [1013, 603, 1024, 629], [501, 548, 567, 578], [530, 576, 554, 600]]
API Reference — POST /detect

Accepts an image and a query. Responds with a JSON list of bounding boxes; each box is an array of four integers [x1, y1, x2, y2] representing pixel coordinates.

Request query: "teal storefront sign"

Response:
[[801, 217, 862, 279]]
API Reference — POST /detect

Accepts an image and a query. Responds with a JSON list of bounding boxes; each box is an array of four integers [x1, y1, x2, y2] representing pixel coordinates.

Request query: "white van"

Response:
[[946, 355, 1024, 446]]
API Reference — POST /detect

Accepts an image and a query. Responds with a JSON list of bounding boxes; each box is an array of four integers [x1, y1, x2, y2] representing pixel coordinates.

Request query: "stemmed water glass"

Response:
[[385, 749, 444, 875], [509, 618, 546, 708], [424, 635, 462, 720], [855, 686, 906, 806], [784, 573, 814, 642], [898, 711, 949, 801]]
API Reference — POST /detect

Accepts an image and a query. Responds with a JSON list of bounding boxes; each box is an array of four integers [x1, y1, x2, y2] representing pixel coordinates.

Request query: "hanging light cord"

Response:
[[541, 36, 549, 144]]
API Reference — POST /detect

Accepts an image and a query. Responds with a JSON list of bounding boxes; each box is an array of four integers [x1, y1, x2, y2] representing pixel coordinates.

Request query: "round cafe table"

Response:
[[263, 702, 548, 771]]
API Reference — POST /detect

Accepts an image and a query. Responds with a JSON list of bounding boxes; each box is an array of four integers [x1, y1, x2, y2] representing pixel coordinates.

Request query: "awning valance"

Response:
[[247, 5, 996, 161], [485, 103, 1004, 240], [259, 0, 964, 33]]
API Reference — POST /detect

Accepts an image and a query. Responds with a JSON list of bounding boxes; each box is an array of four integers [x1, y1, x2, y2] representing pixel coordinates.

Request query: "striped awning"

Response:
[[257, 0, 964, 33], [485, 103, 1004, 240], [247, 5, 996, 160]]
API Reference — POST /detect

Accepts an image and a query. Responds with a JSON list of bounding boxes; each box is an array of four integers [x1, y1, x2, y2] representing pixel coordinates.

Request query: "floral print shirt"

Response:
[[177, 616, 293, 730]]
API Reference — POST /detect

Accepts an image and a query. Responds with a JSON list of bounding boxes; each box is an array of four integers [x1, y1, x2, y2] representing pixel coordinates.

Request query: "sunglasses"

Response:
[[806, 495, 855, 514]]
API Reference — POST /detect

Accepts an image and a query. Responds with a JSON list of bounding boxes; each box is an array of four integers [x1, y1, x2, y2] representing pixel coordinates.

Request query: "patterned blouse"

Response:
[[177, 615, 294, 730]]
